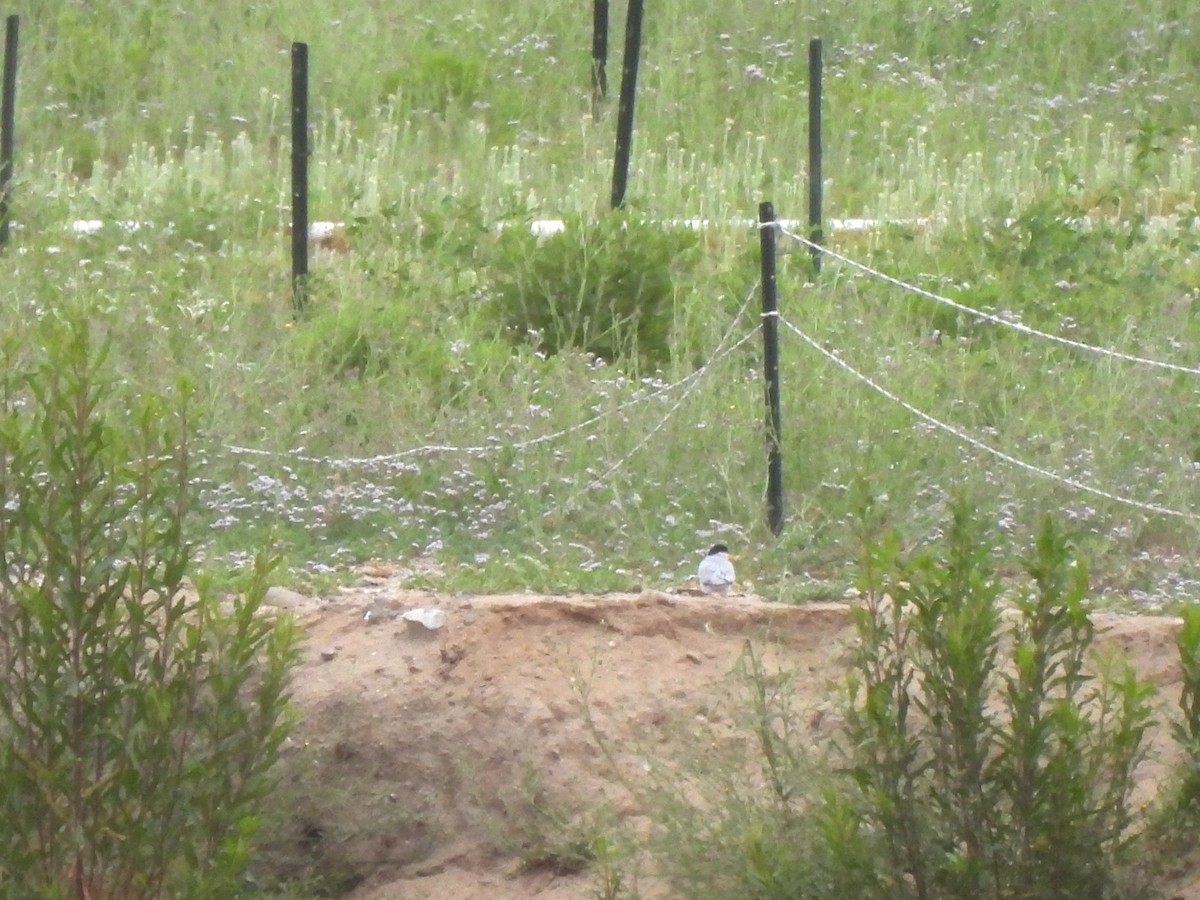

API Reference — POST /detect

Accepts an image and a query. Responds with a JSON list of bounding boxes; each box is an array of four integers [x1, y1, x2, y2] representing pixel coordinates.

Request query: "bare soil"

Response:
[[260, 568, 1200, 899]]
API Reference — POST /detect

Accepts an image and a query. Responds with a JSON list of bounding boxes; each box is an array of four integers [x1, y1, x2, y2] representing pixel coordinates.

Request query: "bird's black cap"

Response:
[[708, 544, 729, 555]]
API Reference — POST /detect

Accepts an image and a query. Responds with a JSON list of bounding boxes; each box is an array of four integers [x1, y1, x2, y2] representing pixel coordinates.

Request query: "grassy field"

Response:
[[2, 0, 1200, 603]]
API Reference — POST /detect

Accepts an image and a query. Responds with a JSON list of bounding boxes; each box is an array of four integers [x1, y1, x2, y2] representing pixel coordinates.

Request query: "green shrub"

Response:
[[1167, 606, 1200, 819], [833, 499, 1153, 899], [0, 309, 298, 898], [487, 214, 701, 368]]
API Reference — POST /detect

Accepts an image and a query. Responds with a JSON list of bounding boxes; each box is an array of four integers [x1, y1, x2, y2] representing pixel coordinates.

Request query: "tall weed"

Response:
[[834, 498, 1153, 899], [0, 309, 299, 898], [1166, 606, 1200, 820]]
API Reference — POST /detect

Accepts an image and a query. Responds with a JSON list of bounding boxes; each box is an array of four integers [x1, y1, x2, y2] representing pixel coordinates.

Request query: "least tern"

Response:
[[697, 544, 736, 595]]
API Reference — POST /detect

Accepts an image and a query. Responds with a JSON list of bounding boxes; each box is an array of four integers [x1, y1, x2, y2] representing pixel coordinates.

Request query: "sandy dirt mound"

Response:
[[260, 574, 1200, 899]]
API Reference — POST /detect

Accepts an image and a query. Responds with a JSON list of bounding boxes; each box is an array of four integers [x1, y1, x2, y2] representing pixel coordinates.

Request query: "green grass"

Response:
[[2, 0, 1200, 604]]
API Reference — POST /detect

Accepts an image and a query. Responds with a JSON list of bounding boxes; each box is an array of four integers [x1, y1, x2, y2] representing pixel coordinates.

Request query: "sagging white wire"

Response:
[[225, 279, 763, 471], [568, 278, 762, 495], [777, 311, 1200, 522], [776, 223, 1200, 377]]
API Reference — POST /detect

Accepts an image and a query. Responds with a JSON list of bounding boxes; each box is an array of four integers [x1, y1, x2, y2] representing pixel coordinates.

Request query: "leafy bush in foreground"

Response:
[[0, 310, 298, 898], [831, 500, 1153, 899], [1163, 607, 1200, 821]]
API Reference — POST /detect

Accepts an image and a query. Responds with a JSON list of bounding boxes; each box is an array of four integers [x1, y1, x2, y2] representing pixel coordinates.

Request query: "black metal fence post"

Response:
[[291, 41, 309, 313], [610, 0, 644, 209], [759, 201, 784, 536], [592, 0, 609, 109], [0, 15, 19, 248], [807, 37, 823, 273]]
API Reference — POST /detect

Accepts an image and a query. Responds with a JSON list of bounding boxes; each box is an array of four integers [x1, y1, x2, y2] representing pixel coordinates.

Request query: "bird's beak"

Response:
[[727, 553, 738, 561]]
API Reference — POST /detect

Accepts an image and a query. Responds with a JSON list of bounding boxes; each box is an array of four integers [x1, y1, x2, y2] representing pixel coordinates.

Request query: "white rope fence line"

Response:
[[578, 285, 763, 494], [776, 311, 1200, 522], [224, 279, 762, 472], [775, 223, 1200, 377]]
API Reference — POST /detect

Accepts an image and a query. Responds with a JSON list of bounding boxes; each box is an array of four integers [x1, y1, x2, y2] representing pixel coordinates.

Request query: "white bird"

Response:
[[697, 544, 736, 595]]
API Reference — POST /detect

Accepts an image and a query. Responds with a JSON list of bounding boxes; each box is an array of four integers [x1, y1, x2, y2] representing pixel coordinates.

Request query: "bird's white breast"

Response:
[[698, 554, 735, 588]]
